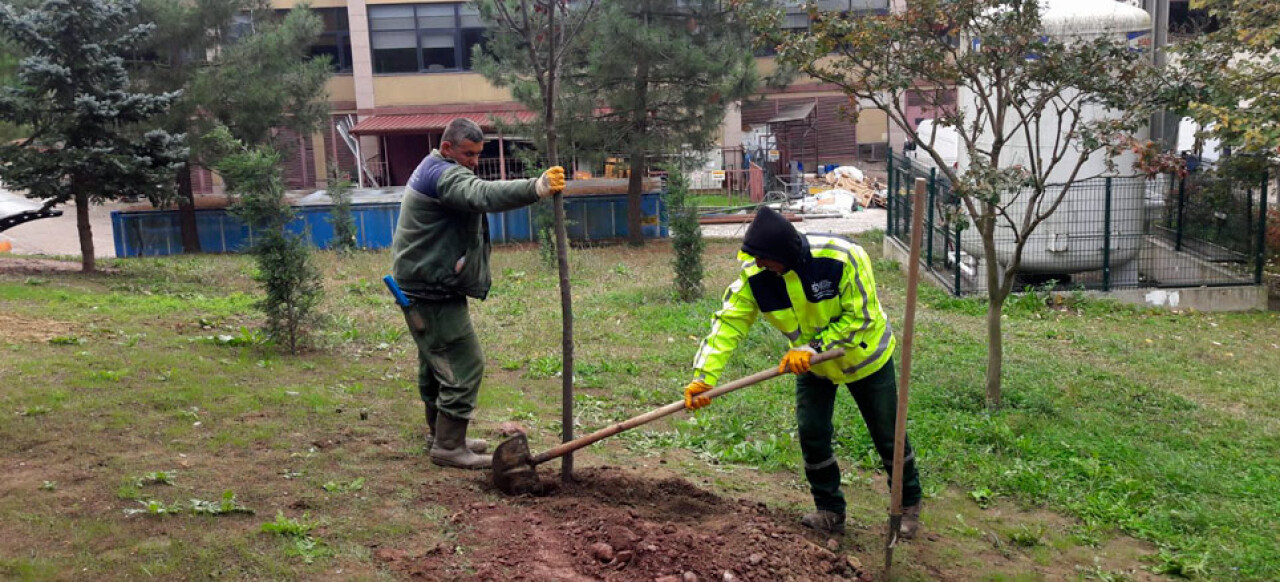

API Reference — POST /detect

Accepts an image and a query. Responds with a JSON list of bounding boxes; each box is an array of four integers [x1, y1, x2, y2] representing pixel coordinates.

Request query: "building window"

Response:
[[312, 7, 353, 73], [369, 3, 486, 74], [275, 7, 353, 73], [755, 9, 809, 57]]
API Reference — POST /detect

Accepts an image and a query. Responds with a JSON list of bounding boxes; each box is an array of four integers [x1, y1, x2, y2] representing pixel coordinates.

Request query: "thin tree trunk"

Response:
[[75, 186, 95, 273], [177, 161, 201, 253], [981, 220, 1003, 410], [544, 4, 576, 484], [985, 292, 1004, 411]]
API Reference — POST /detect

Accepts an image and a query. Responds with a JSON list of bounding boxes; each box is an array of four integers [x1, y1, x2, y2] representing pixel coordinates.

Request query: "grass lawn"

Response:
[[1, 235, 1276, 580]]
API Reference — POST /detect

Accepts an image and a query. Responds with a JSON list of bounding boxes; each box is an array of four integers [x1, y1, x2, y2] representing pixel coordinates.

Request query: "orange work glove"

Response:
[[535, 166, 566, 198], [778, 345, 818, 375], [683, 380, 712, 410]]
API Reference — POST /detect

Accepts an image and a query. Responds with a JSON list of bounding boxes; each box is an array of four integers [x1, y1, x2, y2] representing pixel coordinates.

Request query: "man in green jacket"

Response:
[[391, 118, 565, 470], [683, 206, 923, 537]]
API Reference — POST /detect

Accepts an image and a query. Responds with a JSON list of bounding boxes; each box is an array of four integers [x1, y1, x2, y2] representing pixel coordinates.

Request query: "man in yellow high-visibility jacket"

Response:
[[684, 206, 922, 537]]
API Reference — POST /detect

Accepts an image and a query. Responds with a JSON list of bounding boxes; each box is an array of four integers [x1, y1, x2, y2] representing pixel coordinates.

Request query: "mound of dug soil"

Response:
[[374, 466, 874, 582]]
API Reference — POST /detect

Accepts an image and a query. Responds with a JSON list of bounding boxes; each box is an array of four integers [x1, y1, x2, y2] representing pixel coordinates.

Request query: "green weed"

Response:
[[261, 511, 328, 564], [260, 511, 314, 538], [86, 369, 126, 382], [321, 477, 365, 493], [1152, 546, 1210, 579], [124, 499, 183, 517], [134, 471, 178, 487], [189, 491, 254, 515], [1008, 525, 1045, 548], [969, 487, 995, 508], [525, 355, 561, 379]]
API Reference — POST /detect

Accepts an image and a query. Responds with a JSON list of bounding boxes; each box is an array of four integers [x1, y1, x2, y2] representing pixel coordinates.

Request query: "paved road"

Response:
[[1, 188, 127, 258]]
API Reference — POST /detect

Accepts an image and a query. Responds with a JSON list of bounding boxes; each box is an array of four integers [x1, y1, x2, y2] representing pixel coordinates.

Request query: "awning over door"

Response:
[[765, 102, 816, 124], [348, 111, 536, 136]]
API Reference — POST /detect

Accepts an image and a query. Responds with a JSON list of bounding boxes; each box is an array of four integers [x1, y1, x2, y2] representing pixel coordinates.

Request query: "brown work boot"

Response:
[[899, 502, 922, 539], [430, 414, 492, 470], [424, 403, 487, 453], [801, 510, 846, 535]]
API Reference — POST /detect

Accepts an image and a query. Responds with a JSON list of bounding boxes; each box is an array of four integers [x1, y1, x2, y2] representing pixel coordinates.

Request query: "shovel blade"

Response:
[[491, 433, 541, 495], [884, 514, 901, 577]]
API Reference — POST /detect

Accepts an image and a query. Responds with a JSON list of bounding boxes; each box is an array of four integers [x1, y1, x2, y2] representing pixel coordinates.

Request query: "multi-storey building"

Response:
[[261, 0, 1181, 194], [261, 0, 901, 195]]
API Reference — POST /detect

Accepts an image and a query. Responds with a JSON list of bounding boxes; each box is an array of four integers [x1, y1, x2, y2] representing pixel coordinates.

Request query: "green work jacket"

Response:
[[391, 151, 540, 300], [693, 234, 896, 386]]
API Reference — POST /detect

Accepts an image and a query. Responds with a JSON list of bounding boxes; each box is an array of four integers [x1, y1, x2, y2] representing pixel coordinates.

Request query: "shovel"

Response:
[[491, 348, 846, 495]]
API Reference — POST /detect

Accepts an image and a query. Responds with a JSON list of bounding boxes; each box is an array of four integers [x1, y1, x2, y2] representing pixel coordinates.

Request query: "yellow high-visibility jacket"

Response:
[[693, 234, 895, 386]]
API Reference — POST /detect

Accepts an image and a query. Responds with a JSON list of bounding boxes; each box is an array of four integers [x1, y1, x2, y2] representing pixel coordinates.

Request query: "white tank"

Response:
[[956, 0, 1153, 276]]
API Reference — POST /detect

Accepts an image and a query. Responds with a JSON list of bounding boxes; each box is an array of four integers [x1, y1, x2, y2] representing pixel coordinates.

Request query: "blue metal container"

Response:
[[111, 191, 667, 257]]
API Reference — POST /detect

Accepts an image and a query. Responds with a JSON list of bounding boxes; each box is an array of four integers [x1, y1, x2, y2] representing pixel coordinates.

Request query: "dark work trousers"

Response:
[[405, 298, 485, 420], [795, 357, 922, 515]]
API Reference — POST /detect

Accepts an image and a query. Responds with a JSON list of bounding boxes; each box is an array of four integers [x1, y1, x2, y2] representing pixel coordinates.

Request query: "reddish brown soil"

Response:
[[374, 466, 874, 582]]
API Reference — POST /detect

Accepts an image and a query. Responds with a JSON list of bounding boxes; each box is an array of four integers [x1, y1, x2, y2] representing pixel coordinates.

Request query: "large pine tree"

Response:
[[0, 0, 184, 271], [575, 0, 761, 245], [477, 0, 763, 246]]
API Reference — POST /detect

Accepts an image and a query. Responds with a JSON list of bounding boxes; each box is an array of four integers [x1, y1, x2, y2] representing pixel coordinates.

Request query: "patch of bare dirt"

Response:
[[0, 257, 115, 274], [0, 312, 75, 343], [375, 466, 873, 582]]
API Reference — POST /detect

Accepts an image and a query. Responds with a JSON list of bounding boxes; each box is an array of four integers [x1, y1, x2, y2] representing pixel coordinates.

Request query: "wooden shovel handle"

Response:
[[530, 348, 846, 465], [890, 179, 928, 516]]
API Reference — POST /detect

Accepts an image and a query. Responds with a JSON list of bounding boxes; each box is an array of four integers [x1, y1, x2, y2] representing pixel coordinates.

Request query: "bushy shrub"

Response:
[[666, 167, 704, 301], [327, 167, 358, 253], [212, 129, 322, 354]]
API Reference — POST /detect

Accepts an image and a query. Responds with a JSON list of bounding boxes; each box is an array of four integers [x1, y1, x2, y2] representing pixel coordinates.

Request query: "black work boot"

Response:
[[430, 414, 492, 470], [424, 403, 487, 453], [899, 502, 922, 539], [801, 509, 846, 535]]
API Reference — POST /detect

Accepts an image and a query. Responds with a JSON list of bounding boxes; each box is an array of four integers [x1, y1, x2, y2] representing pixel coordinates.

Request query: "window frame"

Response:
[[369, 3, 487, 75], [278, 7, 353, 74]]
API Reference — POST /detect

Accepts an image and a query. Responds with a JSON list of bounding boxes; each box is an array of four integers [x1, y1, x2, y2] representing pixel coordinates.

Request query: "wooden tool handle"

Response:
[[531, 348, 846, 465], [890, 179, 927, 515]]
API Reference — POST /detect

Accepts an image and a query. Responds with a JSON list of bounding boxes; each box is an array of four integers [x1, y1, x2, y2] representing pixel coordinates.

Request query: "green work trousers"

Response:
[[795, 357, 922, 516], [405, 298, 485, 420]]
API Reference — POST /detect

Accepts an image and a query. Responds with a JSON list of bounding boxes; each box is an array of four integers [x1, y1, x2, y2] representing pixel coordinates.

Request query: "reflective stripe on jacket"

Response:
[[692, 234, 895, 386]]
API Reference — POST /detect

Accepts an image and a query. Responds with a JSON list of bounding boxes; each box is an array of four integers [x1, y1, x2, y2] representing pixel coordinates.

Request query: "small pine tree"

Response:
[[666, 167, 704, 301], [211, 128, 322, 354], [326, 166, 357, 253]]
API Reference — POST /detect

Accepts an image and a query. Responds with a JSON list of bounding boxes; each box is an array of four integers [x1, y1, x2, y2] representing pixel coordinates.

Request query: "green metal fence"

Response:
[[887, 151, 1269, 296]]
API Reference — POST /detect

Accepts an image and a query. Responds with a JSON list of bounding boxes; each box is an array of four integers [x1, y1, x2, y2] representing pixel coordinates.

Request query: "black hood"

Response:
[[741, 206, 808, 270]]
